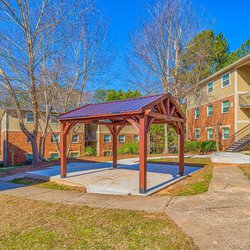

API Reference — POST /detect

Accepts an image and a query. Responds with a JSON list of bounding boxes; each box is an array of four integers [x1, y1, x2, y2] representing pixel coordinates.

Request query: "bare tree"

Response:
[[0, 0, 81, 163], [128, 0, 201, 153]]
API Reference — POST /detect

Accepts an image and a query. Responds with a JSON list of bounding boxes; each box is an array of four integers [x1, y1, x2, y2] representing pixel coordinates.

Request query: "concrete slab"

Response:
[[27, 158, 200, 195], [29, 189, 83, 203], [167, 206, 250, 250], [0, 185, 52, 197], [211, 152, 250, 164], [63, 193, 123, 208], [107, 195, 171, 213]]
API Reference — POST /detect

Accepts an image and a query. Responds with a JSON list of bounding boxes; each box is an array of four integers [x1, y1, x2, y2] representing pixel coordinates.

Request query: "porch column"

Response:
[[139, 116, 148, 194], [179, 123, 185, 176], [112, 131, 118, 168], [60, 123, 67, 178]]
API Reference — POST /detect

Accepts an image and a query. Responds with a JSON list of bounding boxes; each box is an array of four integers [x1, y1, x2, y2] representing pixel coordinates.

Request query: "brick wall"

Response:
[[99, 133, 138, 156], [2, 131, 84, 166], [187, 95, 235, 150]]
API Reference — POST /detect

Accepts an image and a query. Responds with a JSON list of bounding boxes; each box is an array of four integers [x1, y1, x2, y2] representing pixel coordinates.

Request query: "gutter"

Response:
[[4, 112, 9, 166]]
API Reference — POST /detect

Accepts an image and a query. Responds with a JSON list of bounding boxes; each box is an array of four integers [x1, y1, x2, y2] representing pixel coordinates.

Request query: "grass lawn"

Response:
[[0, 195, 197, 249], [10, 177, 86, 192], [149, 158, 213, 196], [239, 164, 250, 179]]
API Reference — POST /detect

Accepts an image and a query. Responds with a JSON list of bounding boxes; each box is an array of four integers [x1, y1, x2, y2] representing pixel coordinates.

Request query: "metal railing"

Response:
[[239, 92, 250, 108]]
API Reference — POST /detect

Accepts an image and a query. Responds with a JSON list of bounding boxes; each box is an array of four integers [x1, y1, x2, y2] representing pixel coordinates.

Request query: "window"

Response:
[[70, 152, 79, 158], [72, 135, 79, 143], [104, 134, 111, 143], [222, 73, 230, 87], [207, 82, 214, 93], [50, 114, 59, 124], [51, 134, 60, 143], [222, 100, 229, 113], [27, 153, 33, 161], [194, 129, 200, 140], [26, 137, 31, 143], [26, 112, 34, 123], [222, 127, 230, 139], [134, 135, 139, 142], [195, 108, 200, 119], [207, 129, 213, 140], [104, 150, 112, 156], [50, 153, 59, 160], [207, 105, 213, 117], [119, 135, 125, 143]]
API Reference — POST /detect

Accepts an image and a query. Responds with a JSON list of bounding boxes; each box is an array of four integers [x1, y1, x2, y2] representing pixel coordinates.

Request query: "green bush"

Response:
[[118, 142, 139, 155], [84, 146, 96, 156], [184, 141, 202, 152], [201, 141, 217, 153], [185, 140, 216, 153]]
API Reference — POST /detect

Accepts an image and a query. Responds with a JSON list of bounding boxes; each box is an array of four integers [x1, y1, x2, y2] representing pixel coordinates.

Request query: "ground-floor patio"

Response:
[[26, 158, 200, 195]]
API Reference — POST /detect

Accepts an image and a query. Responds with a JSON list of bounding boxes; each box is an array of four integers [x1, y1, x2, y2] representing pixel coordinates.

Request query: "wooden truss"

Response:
[[59, 94, 185, 194]]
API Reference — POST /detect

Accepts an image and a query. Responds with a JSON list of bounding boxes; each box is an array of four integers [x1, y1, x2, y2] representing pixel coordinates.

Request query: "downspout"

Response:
[[4, 112, 9, 166]]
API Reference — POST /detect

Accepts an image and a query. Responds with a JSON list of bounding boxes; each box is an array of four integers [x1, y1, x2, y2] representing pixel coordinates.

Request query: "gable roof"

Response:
[[58, 93, 185, 121]]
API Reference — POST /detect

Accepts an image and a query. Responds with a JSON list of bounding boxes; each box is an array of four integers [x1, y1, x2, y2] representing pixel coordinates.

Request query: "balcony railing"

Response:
[[239, 92, 250, 108]]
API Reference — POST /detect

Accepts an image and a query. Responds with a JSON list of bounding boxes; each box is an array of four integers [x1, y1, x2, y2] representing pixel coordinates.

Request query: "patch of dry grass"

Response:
[[10, 177, 86, 192], [150, 158, 213, 196], [239, 164, 250, 179], [0, 195, 197, 249]]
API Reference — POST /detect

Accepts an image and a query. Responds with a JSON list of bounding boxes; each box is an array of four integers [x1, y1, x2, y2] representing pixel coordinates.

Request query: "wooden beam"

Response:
[[60, 123, 67, 178], [144, 110, 185, 123], [125, 117, 140, 133], [179, 123, 185, 176], [139, 116, 148, 194]]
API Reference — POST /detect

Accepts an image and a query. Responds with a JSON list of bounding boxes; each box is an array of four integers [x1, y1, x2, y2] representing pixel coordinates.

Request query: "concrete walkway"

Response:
[[167, 164, 250, 250]]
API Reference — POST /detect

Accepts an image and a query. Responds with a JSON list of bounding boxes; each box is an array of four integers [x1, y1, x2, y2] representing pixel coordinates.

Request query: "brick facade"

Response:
[[98, 133, 138, 156], [187, 95, 235, 150], [2, 131, 84, 166]]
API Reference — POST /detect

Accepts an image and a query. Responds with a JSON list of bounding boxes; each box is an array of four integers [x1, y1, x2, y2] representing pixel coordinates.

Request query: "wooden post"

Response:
[[112, 131, 118, 168], [179, 123, 185, 176], [60, 123, 67, 178], [139, 116, 147, 194]]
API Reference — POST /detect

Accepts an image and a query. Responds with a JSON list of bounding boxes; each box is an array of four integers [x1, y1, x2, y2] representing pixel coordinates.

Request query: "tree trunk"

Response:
[[30, 137, 41, 164], [164, 123, 169, 154]]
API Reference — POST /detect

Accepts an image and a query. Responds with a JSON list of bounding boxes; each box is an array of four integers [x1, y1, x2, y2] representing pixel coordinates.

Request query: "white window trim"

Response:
[[26, 112, 34, 123], [221, 73, 230, 88], [69, 151, 79, 158], [221, 100, 230, 114], [207, 128, 214, 140], [72, 134, 79, 143], [119, 135, 126, 143], [195, 108, 200, 119], [104, 134, 111, 143], [222, 127, 230, 140], [207, 105, 213, 117], [50, 114, 59, 124], [50, 152, 59, 159], [194, 128, 200, 140], [51, 134, 60, 143], [207, 82, 214, 94], [134, 135, 139, 142]]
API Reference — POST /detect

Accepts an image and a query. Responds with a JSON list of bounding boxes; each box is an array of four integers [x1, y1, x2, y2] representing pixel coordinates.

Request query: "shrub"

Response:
[[185, 140, 216, 153], [84, 146, 96, 156], [118, 142, 139, 155], [201, 141, 217, 153], [184, 141, 202, 152]]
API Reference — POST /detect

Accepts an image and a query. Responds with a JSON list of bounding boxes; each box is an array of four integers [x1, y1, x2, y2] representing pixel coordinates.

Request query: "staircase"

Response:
[[226, 133, 250, 152]]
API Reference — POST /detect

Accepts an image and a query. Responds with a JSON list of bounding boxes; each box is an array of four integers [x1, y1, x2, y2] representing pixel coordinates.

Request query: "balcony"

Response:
[[239, 92, 250, 108]]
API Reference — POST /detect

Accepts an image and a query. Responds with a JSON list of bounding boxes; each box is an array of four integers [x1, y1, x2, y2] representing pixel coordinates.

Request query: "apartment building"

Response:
[[0, 107, 142, 166], [186, 54, 250, 151], [0, 108, 84, 166]]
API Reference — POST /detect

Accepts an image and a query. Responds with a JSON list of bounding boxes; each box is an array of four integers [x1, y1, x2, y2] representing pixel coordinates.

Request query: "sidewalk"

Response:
[[166, 164, 250, 250]]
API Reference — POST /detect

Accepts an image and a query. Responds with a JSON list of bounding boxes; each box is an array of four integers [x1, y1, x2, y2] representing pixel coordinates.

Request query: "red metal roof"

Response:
[[58, 94, 166, 120]]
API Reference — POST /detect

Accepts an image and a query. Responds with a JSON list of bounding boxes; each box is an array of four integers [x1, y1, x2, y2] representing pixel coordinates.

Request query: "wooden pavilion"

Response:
[[58, 93, 186, 194]]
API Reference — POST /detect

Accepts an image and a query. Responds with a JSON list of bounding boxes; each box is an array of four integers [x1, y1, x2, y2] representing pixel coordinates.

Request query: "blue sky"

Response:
[[96, 0, 250, 90]]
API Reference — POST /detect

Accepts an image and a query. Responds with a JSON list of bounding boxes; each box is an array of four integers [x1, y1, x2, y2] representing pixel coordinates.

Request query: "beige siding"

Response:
[[99, 124, 137, 134], [187, 70, 235, 110]]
